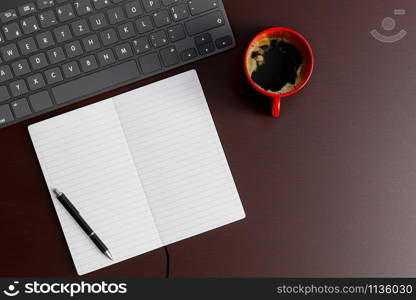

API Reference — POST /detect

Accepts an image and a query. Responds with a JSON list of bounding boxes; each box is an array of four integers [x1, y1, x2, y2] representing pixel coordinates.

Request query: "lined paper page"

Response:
[[29, 100, 162, 275], [114, 70, 245, 245]]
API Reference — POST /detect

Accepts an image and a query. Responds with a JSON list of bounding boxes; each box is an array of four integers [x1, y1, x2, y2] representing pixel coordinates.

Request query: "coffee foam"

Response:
[[246, 37, 303, 94]]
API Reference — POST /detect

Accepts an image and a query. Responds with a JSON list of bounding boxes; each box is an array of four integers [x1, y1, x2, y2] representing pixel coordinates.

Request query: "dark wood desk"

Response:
[[2, 0, 416, 277]]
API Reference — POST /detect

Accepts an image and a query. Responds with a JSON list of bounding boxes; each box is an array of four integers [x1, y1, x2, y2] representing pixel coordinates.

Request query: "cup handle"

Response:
[[271, 97, 281, 117]]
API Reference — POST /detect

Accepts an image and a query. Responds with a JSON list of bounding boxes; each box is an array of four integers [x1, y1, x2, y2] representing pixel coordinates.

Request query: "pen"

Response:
[[52, 188, 113, 260]]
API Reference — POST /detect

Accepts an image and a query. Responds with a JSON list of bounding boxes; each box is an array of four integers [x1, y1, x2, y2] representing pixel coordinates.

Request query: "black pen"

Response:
[[53, 188, 113, 260]]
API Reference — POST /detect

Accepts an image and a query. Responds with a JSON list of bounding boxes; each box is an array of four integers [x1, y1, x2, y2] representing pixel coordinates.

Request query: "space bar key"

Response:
[[52, 61, 140, 104]]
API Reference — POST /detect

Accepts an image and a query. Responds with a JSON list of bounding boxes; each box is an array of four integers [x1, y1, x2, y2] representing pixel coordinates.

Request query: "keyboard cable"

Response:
[[164, 246, 170, 278]]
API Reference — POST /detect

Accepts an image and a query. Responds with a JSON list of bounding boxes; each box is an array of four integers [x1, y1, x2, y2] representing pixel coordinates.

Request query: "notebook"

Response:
[[28, 70, 245, 275]]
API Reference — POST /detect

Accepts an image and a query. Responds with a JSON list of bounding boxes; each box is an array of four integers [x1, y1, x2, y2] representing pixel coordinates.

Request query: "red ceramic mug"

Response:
[[244, 27, 314, 117]]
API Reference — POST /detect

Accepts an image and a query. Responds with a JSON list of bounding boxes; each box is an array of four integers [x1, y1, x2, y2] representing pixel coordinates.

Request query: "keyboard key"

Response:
[[138, 52, 161, 74], [36, 31, 55, 49], [80, 55, 98, 72], [44, 67, 64, 84], [65, 40, 83, 58], [39, 10, 58, 27], [29, 53, 48, 70], [0, 104, 14, 125], [92, 0, 111, 9], [194, 33, 212, 46], [125, 0, 143, 18], [62, 61, 81, 78], [132, 37, 151, 54], [11, 99, 32, 118], [56, 4, 76, 22], [12, 59, 31, 76], [89, 13, 107, 30], [0, 86, 10, 102], [2, 23, 23, 40], [153, 10, 171, 27], [160, 46, 179, 67], [136, 16, 153, 33], [37, 0, 55, 10], [97, 48, 115, 65], [197, 42, 214, 55], [100, 28, 118, 45], [142, 0, 160, 12], [167, 24, 185, 42], [115, 43, 133, 60], [53, 25, 72, 43], [52, 60, 140, 104], [215, 35, 233, 49], [180, 47, 197, 61], [10, 80, 28, 97], [188, 0, 219, 15], [1, 44, 20, 62], [0, 33, 5, 45], [47, 47, 66, 63], [71, 19, 91, 36], [27, 73, 46, 90], [107, 7, 125, 24], [18, 3, 37, 16], [185, 11, 224, 36], [118, 22, 135, 39], [82, 34, 100, 51], [0, 66, 13, 82], [0, 10, 18, 23], [21, 16, 40, 34], [74, 0, 94, 16], [29, 91, 53, 112], [171, 4, 189, 21], [18, 37, 37, 55], [150, 30, 168, 48], [162, 0, 179, 5]]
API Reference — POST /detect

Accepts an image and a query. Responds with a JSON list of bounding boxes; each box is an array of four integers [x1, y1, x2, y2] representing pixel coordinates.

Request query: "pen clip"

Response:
[[53, 188, 80, 214]]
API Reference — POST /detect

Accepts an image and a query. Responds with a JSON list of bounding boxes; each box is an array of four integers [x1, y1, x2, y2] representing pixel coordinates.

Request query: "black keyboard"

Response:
[[0, 0, 235, 129]]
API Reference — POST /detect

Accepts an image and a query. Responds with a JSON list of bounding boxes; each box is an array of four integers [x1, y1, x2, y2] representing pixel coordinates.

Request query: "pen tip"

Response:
[[105, 250, 113, 260], [52, 188, 61, 196]]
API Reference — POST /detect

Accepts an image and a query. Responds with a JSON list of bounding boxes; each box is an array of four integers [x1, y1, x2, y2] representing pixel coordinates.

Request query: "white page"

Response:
[[114, 70, 245, 245], [29, 100, 162, 275]]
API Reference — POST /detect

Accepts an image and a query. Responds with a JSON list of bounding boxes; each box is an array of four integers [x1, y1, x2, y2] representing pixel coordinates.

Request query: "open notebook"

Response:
[[29, 70, 245, 275]]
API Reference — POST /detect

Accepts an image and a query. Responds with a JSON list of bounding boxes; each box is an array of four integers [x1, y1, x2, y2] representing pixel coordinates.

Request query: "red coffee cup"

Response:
[[244, 27, 314, 117]]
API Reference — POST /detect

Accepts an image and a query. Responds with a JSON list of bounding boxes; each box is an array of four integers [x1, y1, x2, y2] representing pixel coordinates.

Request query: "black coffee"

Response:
[[250, 39, 303, 93]]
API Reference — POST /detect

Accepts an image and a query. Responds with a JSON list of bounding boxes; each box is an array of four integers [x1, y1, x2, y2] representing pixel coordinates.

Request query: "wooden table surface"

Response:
[[2, 0, 416, 277]]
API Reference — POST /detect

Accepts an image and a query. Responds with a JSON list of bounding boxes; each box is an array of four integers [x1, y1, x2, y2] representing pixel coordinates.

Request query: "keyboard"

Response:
[[0, 0, 235, 129]]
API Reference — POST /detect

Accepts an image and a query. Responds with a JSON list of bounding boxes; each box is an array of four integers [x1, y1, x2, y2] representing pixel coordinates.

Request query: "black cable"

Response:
[[163, 246, 170, 278]]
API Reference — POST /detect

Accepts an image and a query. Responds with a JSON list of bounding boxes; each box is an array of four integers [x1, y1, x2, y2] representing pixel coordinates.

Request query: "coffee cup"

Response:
[[244, 27, 314, 117]]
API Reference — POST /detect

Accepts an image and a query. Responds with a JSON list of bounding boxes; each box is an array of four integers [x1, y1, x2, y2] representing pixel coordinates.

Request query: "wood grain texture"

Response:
[[2, 0, 416, 277]]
